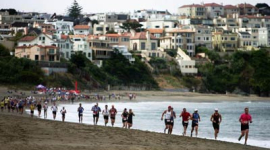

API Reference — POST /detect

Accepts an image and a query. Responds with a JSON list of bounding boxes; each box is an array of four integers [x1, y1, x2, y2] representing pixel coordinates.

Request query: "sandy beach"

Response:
[[0, 112, 267, 150]]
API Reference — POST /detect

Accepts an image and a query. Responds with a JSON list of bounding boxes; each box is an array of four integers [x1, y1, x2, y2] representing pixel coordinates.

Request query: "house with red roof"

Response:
[[17, 33, 55, 47], [204, 3, 224, 18], [237, 3, 258, 15], [224, 5, 240, 17], [178, 4, 206, 19], [73, 25, 91, 35], [130, 30, 158, 51]]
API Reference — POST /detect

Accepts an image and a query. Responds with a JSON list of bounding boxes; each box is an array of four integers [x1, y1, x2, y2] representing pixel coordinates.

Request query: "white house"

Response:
[[44, 20, 73, 35], [204, 3, 224, 19], [112, 45, 135, 63], [176, 48, 198, 75], [69, 35, 92, 60], [58, 35, 74, 60], [194, 25, 212, 50], [258, 28, 268, 46], [73, 25, 91, 35]]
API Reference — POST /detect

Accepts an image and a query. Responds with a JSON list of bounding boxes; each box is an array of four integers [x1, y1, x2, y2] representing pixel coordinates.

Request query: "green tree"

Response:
[[90, 19, 99, 28], [0, 44, 10, 57], [165, 49, 177, 57], [67, 0, 83, 19]]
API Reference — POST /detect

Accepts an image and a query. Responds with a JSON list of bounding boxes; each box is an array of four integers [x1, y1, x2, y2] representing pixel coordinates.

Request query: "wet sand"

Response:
[[0, 112, 267, 150]]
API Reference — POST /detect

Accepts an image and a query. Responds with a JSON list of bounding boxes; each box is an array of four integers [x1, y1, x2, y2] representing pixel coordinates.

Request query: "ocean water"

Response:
[[28, 101, 270, 148]]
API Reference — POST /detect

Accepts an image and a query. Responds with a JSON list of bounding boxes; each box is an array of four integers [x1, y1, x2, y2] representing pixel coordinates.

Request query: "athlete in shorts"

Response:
[[210, 108, 222, 140], [109, 105, 117, 127], [121, 108, 129, 128], [78, 103, 84, 123], [238, 107, 252, 145], [180, 108, 191, 136], [91, 103, 101, 125], [60, 107, 67, 122], [37, 102, 42, 117], [191, 109, 200, 137], [43, 102, 48, 119], [161, 106, 173, 134], [102, 105, 109, 126], [170, 107, 176, 134], [51, 102, 58, 120], [127, 109, 135, 129], [30, 103, 35, 118]]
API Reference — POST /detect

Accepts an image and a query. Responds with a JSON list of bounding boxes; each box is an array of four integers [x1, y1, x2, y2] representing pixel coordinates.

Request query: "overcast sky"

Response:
[[0, 0, 269, 15]]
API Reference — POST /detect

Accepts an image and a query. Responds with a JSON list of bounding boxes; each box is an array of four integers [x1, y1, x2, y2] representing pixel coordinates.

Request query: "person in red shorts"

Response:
[[180, 108, 191, 136], [238, 107, 252, 145]]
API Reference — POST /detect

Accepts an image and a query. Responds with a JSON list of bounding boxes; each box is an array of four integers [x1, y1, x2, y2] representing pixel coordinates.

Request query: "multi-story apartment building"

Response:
[[237, 3, 258, 15], [176, 48, 198, 75], [237, 28, 261, 49], [0, 11, 22, 24], [89, 35, 112, 60], [15, 45, 60, 62], [141, 19, 176, 29], [212, 30, 238, 52], [90, 13, 128, 23], [105, 33, 131, 49], [57, 35, 74, 60], [130, 31, 158, 51], [224, 5, 240, 17], [69, 35, 92, 60], [194, 25, 212, 50], [178, 4, 206, 18], [161, 28, 196, 56], [130, 9, 171, 21], [204, 3, 224, 19]]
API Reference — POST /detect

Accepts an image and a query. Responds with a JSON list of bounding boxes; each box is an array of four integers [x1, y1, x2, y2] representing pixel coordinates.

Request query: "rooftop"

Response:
[[73, 25, 90, 30]]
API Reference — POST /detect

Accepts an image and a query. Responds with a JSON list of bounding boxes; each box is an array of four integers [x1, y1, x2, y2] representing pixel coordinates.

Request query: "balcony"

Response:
[[47, 50, 60, 55]]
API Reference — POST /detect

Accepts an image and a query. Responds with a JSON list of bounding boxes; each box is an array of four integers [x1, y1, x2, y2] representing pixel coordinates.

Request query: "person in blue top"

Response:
[[191, 109, 201, 137], [78, 103, 84, 123], [91, 103, 101, 125]]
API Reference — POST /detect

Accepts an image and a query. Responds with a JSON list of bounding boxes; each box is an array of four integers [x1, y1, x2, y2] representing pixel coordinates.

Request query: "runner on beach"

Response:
[[51, 102, 58, 120], [180, 108, 191, 136], [30, 103, 35, 118], [78, 103, 84, 123], [37, 102, 42, 117], [109, 105, 117, 127], [91, 103, 101, 125], [60, 107, 67, 122], [238, 107, 252, 145], [127, 109, 135, 129], [191, 109, 200, 137], [0, 100, 4, 112], [210, 108, 222, 140], [43, 102, 48, 119], [19, 100, 24, 114], [121, 108, 129, 128], [170, 107, 176, 134], [11, 100, 15, 113], [102, 105, 109, 126], [161, 106, 173, 134]]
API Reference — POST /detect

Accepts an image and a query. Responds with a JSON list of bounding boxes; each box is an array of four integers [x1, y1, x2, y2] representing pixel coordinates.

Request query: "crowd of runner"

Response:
[[1, 95, 252, 145], [161, 106, 252, 145]]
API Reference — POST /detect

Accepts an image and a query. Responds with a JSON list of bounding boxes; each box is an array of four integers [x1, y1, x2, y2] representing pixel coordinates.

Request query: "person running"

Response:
[[170, 107, 176, 134], [180, 108, 191, 136], [161, 106, 173, 134], [43, 102, 48, 119], [191, 109, 201, 137], [238, 107, 252, 145], [19, 100, 24, 114], [210, 108, 222, 140], [91, 103, 101, 125], [60, 107, 67, 122], [11, 100, 15, 113], [121, 108, 129, 128], [7, 99, 11, 112], [51, 102, 58, 120], [30, 103, 35, 118], [109, 105, 117, 127], [78, 103, 84, 123], [1, 100, 5, 112], [102, 105, 109, 126], [37, 102, 42, 117], [127, 109, 135, 129]]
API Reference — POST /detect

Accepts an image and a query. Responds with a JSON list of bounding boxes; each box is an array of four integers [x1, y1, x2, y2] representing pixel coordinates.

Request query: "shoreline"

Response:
[[0, 112, 268, 150]]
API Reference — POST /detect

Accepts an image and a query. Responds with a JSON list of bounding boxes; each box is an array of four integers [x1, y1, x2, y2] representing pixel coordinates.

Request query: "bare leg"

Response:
[[239, 131, 245, 141], [244, 130, 249, 145], [191, 127, 194, 137], [195, 126, 198, 137]]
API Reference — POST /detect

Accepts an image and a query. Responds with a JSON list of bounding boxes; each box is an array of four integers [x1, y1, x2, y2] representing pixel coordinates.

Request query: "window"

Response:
[[198, 30, 201, 33], [253, 36, 257, 39], [74, 39, 81, 41], [198, 37, 201, 40], [66, 52, 69, 58], [151, 43, 156, 50], [206, 37, 209, 41], [49, 49, 55, 54], [43, 37, 45, 40], [155, 26, 160, 28], [172, 39, 174, 43], [88, 53, 91, 57], [66, 43, 69, 49], [35, 55, 39, 61], [231, 37, 235, 41], [121, 37, 129, 42], [187, 39, 192, 43], [41, 55, 45, 60], [141, 42, 146, 50]]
